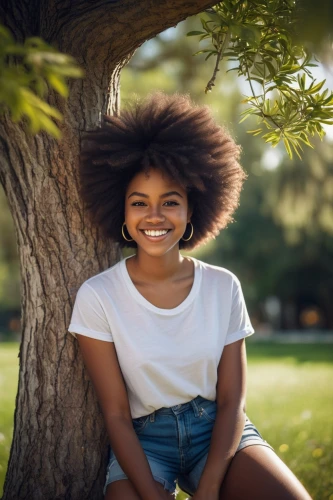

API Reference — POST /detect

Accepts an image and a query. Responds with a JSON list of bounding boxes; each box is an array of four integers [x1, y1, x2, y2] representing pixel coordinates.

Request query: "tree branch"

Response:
[[205, 30, 230, 93], [45, 0, 218, 57]]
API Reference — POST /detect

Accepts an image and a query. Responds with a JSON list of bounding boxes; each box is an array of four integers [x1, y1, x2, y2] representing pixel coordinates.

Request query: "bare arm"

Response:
[[194, 338, 247, 499], [77, 335, 164, 500]]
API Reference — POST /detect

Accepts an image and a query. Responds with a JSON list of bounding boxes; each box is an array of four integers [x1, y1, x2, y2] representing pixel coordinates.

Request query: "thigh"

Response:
[[219, 445, 312, 500], [178, 414, 273, 497], [105, 479, 174, 500], [103, 413, 179, 497]]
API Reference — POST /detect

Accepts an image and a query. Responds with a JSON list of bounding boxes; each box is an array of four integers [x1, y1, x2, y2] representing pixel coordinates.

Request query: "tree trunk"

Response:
[[0, 1, 216, 498]]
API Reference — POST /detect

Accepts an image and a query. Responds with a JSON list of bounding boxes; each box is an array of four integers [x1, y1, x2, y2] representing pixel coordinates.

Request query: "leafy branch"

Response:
[[188, 0, 333, 158], [0, 25, 83, 138]]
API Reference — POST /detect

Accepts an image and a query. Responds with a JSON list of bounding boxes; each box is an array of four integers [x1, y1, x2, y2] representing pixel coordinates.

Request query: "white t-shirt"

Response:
[[68, 256, 254, 418]]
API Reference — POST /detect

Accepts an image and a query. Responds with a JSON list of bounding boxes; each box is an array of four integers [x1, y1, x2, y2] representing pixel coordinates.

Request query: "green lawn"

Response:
[[0, 343, 19, 498], [1, 342, 333, 499]]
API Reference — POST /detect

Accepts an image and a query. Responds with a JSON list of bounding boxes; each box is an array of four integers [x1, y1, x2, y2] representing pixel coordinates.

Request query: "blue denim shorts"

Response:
[[103, 396, 273, 496]]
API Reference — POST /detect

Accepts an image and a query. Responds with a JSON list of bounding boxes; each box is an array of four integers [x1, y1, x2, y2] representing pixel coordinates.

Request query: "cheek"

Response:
[[168, 206, 189, 223], [125, 208, 144, 228], [125, 204, 136, 219], [179, 205, 190, 219]]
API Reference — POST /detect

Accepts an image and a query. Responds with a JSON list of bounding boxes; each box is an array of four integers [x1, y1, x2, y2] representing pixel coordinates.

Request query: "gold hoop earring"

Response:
[[182, 222, 194, 242], [122, 222, 134, 242]]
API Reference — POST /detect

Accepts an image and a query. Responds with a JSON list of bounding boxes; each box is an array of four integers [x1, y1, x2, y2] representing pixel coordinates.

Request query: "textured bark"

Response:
[[0, 1, 216, 498]]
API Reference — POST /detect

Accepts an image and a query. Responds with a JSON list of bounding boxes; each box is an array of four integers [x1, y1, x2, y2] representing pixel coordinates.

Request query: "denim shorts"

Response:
[[103, 396, 273, 496]]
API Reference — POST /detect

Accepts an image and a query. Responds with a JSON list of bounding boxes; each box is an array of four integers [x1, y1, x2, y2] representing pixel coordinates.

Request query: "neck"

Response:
[[130, 248, 185, 282]]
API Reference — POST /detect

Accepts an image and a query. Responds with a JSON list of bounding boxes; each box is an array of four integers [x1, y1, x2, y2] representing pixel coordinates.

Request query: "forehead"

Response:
[[126, 168, 185, 193]]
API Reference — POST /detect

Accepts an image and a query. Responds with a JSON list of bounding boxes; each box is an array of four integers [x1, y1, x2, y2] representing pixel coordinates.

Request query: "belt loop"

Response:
[[191, 397, 200, 417], [150, 411, 155, 423]]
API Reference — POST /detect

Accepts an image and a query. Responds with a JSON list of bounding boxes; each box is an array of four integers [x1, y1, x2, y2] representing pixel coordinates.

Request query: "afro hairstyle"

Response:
[[79, 92, 246, 250]]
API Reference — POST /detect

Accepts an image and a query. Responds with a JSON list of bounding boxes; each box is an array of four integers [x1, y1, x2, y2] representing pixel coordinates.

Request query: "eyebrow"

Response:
[[128, 191, 183, 199]]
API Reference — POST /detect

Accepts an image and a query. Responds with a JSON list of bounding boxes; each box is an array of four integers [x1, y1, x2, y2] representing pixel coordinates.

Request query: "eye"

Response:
[[164, 200, 179, 206], [131, 201, 146, 206]]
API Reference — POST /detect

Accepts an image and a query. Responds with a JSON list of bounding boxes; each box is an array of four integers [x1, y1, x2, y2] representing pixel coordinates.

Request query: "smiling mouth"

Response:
[[141, 229, 171, 237]]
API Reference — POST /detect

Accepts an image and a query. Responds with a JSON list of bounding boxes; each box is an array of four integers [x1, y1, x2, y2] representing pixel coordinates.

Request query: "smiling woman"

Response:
[[69, 93, 311, 500], [124, 169, 190, 259], [79, 92, 244, 251]]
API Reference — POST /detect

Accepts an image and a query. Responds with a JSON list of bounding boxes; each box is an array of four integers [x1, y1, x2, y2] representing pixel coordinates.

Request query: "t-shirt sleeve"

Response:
[[225, 277, 254, 346], [68, 282, 113, 342]]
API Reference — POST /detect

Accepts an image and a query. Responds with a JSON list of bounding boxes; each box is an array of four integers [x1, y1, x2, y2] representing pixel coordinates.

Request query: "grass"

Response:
[[0, 343, 19, 498], [245, 342, 333, 500], [1, 342, 333, 499]]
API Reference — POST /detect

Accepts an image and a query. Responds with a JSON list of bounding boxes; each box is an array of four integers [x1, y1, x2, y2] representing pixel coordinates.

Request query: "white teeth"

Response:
[[143, 230, 168, 237]]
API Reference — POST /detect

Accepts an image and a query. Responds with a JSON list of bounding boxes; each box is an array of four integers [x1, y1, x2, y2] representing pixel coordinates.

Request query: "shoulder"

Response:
[[85, 258, 122, 285], [194, 257, 240, 288], [75, 259, 124, 299]]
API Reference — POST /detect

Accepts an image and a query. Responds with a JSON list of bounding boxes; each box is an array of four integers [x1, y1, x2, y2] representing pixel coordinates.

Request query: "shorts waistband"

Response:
[[146, 396, 213, 422]]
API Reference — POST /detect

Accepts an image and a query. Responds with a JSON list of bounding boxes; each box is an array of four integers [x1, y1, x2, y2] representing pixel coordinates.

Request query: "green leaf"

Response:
[[31, 111, 62, 138], [205, 11, 224, 24], [290, 140, 303, 160], [239, 113, 253, 123], [205, 51, 217, 61], [264, 60, 277, 79], [298, 133, 314, 148], [201, 18, 213, 33], [21, 89, 62, 119], [47, 74, 69, 97], [0, 29, 83, 138], [248, 77, 264, 85], [306, 79, 326, 94], [193, 49, 215, 56], [283, 138, 292, 158], [248, 128, 263, 136], [186, 31, 205, 36]]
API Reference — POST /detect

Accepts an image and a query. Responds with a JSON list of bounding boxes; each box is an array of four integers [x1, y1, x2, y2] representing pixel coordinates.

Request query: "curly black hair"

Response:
[[79, 92, 246, 250]]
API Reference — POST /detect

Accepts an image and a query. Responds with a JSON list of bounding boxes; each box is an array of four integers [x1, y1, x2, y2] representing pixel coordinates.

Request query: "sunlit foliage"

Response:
[[0, 25, 83, 138], [188, 0, 333, 158]]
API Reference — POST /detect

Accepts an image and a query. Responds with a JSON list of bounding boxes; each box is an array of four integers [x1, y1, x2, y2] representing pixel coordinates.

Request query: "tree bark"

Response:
[[0, 1, 216, 498]]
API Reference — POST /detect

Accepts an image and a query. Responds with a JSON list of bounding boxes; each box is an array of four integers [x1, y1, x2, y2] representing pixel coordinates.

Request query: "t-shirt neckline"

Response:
[[120, 255, 201, 315]]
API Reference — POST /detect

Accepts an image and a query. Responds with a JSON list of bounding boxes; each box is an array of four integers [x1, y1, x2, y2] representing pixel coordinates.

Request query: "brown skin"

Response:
[[219, 446, 312, 500], [77, 168, 312, 499]]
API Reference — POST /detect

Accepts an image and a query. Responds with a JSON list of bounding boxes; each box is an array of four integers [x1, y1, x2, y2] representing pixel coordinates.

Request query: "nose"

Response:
[[145, 206, 166, 224]]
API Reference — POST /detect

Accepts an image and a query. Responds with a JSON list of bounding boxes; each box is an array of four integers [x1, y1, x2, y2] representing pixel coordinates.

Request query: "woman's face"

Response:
[[124, 168, 191, 258]]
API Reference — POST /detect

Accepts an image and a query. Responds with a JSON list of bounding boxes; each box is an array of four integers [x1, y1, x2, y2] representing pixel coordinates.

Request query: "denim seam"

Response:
[[174, 414, 186, 471], [153, 474, 177, 494], [103, 464, 122, 495], [237, 439, 274, 452], [200, 407, 216, 423], [190, 397, 200, 417]]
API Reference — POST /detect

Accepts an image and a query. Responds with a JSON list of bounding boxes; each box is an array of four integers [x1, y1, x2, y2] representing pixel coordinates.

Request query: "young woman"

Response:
[[68, 93, 311, 500]]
